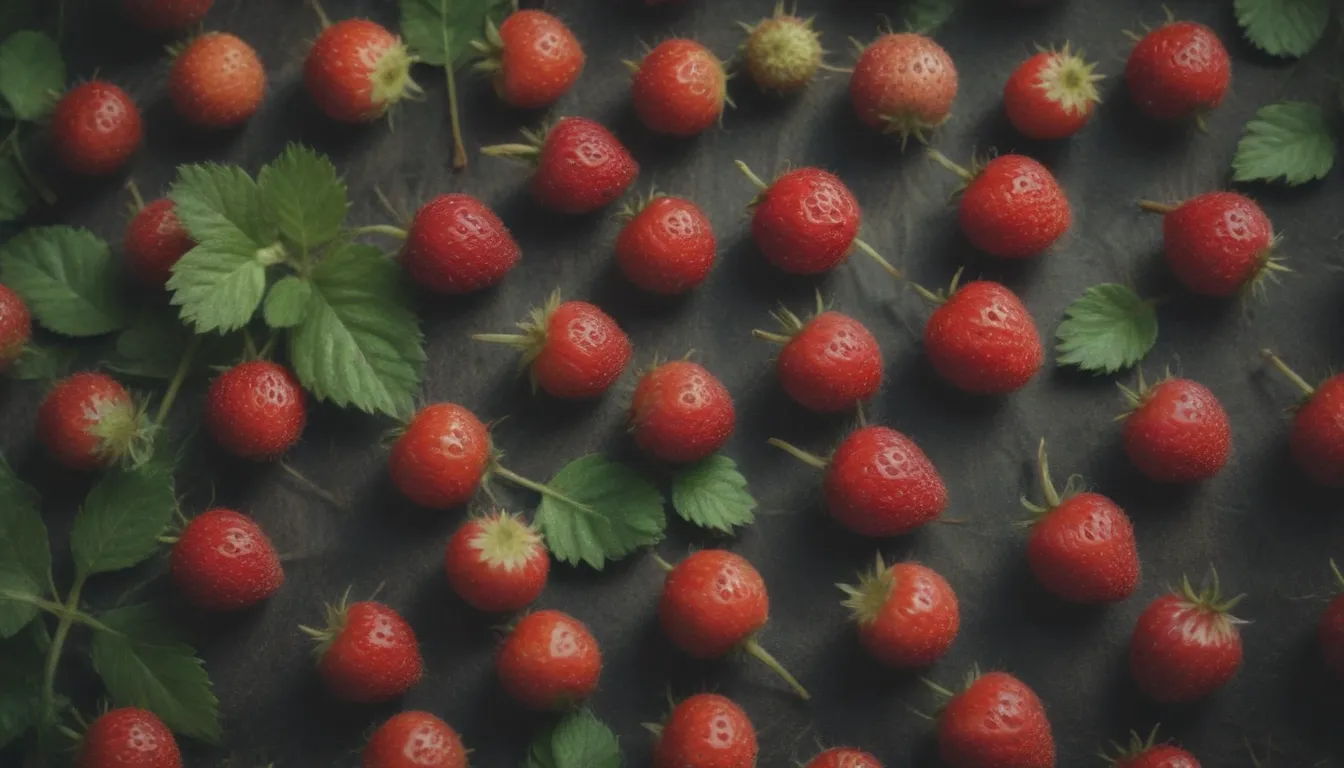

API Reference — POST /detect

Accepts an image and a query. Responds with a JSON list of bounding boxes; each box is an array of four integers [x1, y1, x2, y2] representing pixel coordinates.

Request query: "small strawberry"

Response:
[[1129, 571, 1245, 703], [1102, 726, 1201, 768], [301, 594, 423, 703], [1261, 351, 1344, 487], [123, 198, 194, 287], [472, 10, 584, 110], [496, 609, 602, 711], [615, 191, 716, 295], [483, 117, 638, 214], [839, 555, 959, 668], [77, 707, 181, 768], [1138, 192, 1281, 298], [389, 402, 491, 509], [401, 194, 521, 295], [170, 508, 284, 611], [805, 747, 883, 768], [305, 19, 418, 123], [364, 711, 467, 768], [628, 39, 729, 137], [169, 31, 265, 129], [737, 6, 827, 94], [1003, 44, 1103, 140], [444, 511, 548, 613], [1319, 561, 1344, 681], [1118, 373, 1231, 482], [928, 151, 1071, 259], [49, 81, 143, 176], [630, 359, 735, 463], [38, 372, 149, 471], [850, 33, 958, 145], [0, 283, 32, 372], [204, 360, 306, 461], [1125, 18, 1230, 122], [653, 693, 758, 768], [918, 273, 1043, 394], [753, 294, 882, 413], [473, 292, 631, 399], [121, 0, 213, 34], [931, 669, 1055, 768], [658, 549, 810, 699]]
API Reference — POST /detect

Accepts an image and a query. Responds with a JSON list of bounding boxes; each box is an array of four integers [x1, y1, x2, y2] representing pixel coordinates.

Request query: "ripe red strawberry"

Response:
[[658, 549, 809, 699], [0, 283, 32, 372], [839, 555, 959, 668], [169, 32, 265, 129], [302, 596, 423, 703], [1119, 374, 1231, 482], [850, 33, 958, 144], [630, 360, 734, 463], [401, 194, 520, 295], [933, 670, 1055, 768], [805, 747, 883, 768], [305, 19, 418, 123], [629, 39, 728, 137], [444, 512, 548, 613], [1003, 44, 1103, 140], [124, 198, 194, 287], [170, 508, 283, 611], [1103, 727, 1201, 768], [364, 711, 467, 768], [754, 297, 882, 413], [920, 276, 1043, 394], [1129, 572, 1245, 702], [496, 609, 601, 711], [77, 707, 181, 768], [1262, 351, 1344, 487], [121, 0, 213, 34], [204, 360, 306, 460], [738, 9, 826, 94], [474, 10, 584, 109], [1022, 439, 1139, 604], [1319, 561, 1344, 681], [50, 81, 143, 176], [1125, 20, 1230, 122], [38, 372, 147, 470], [1140, 192, 1279, 298], [482, 117, 638, 214], [389, 402, 491, 509], [654, 693, 758, 768], [615, 192, 716, 295], [473, 293, 631, 399], [928, 151, 1071, 259]]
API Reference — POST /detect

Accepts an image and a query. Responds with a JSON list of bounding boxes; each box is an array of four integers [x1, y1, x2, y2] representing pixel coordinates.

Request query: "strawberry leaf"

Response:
[[0, 622, 46, 750], [70, 463, 175, 577], [263, 275, 313, 329], [0, 226, 130, 337], [0, 457, 48, 639], [0, 153, 35, 222], [0, 31, 63, 121], [535, 455, 666, 570], [8, 342, 75, 381], [400, 0, 510, 69], [1055, 284, 1157, 375], [1233, 101, 1336, 185], [905, 0, 962, 35], [1234, 0, 1332, 58], [256, 144, 348, 253], [526, 710, 621, 768], [671, 454, 757, 534]]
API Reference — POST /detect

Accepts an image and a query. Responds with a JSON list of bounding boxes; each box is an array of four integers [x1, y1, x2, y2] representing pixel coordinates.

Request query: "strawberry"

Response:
[[1103, 726, 1201, 768], [444, 511, 548, 613], [1261, 351, 1344, 487], [364, 711, 467, 768], [753, 296, 882, 413], [1125, 19, 1230, 122], [301, 595, 423, 703], [1139, 192, 1280, 298], [738, 7, 826, 94], [38, 372, 149, 471], [401, 194, 520, 295], [932, 670, 1055, 768], [496, 609, 601, 711], [850, 33, 958, 144], [170, 508, 283, 611], [629, 39, 728, 137], [1319, 561, 1344, 681], [615, 191, 716, 295], [473, 292, 631, 399], [919, 274, 1043, 394], [658, 549, 810, 699], [168, 32, 265, 129], [121, 0, 213, 34], [49, 81, 143, 176], [839, 555, 959, 668], [0, 283, 32, 372], [1129, 572, 1245, 702], [630, 359, 734, 463], [389, 402, 491, 509], [928, 151, 1071, 259], [473, 10, 584, 110], [1003, 44, 1103, 140], [124, 198, 194, 287], [305, 19, 418, 123], [1022, 439, 1139, 604], [482, 117, 638, 214], [203, 360, 306, 461], [1118, 374, 1231, 482], [805, 748, 883, 768], [77, 707, 181, 768], [653, 693, 758, 768]]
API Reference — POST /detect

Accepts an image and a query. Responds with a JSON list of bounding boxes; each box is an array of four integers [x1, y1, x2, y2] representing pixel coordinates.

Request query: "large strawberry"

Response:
[[1261, 351, 1344, 487], [496, 609, 602, 711], [203, 360, 306, 460], [753, 295, 882, 413], [629, 38, 729, 137], [364, 711, 467, 768], [49, 81, 143, 176], [919, 274, 1043, 394], [1102, 726, 1202, 768], [301, 595, 423, 703], [170, 508, 283, 611], [482, 117, 638, 214], [839, 555, 959, 668], [305, 19, 418, 123], [630, 359, 734, 463], [1125, 18, 1230, 122], [123, 198, 194, 287], [168, 31, 266, 129], [474, 10, 584, 109], [1118, 373, 1231, 482], [933, 669, 1055, 768], [928, 151, 1070, 259], [389, 402, 491, 509], [1139, 192, 1281, 298], [401, 194, 520, 295], [850, 33, 957, 144], [1003, 44, 1103, 140], [37, 372, 149, 470], [1129, 572, 1245, 703], [444, 511, 548, 613], [653, 693, 758, 768], [615, 192, 716, 295], [77, 707, 181, 768], [0, 283, 32, 372]]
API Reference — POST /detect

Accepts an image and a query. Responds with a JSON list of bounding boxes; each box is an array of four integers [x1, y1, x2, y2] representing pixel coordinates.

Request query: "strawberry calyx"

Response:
[[1114, 367, 1171, 420], [297, 587, 353, 661], [1034, 42, 1103, 116], [926, 149, 991, 196], [1139, 200, 1289, 298], [87, 394, 156, 468], [880, 111, 948, 148], [1260, 349, 1317, 406], [734, 159, 773, 207], [752, 291, 828, 345], [1019, 438, 1086, 523], [615, 187, 669, 220], [910, 267, 965, 306], [480, 123, 552, 166], [471, 289, 562, 392], [124, 179, 146, 217], [921, 664, 983, 718], [737, 4, 826, 94], [837, 552, 895, 626], [1098, 724, 1164, 763], [767, 437, 830, 470], [468, 510, 543, 572], [468, 17, 507, 73], [366, 39, 422, 116], [1172, 568, 1248, 633]]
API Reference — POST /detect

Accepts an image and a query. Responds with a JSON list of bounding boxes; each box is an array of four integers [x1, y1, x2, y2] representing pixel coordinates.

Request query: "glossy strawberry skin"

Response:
[[1129, 594, 1242, 702], [659, 550, 767, 658], [824, 426, 947, 536], [0, 283, 32, 371], [1293, 375, 1344, 487], [402, 194, 520, 294], [530, 117, 638, 214], [170, 508, 283, 611], [389, 403, 491, 509], [443, 513, 549, 613], [630, 360, 735, 463], [1003, 51, 1096, 140], [751, 168, 860, 274], [777, 311, 882, 413], [1320, 593, 1344, 681], [124, 199, 194, 287], [924, 281, 1042, 394], [615, 195, 716, 294], [121, 0, 213, 33], [1027, 493, 1139, 604], [50, 81, 142, 176], [1125, 21, 1230, 121], [1122, 378, 1231, 482], [363, 711, 467, 768], [849, 33, 957, 135], [497, 609, 601, 711], [806, 748, 883, 768], [938, 672, 1055, 768], [857, 562, 959, 668], [1160, 192, 1272, 297], [533, 301, 631, 399], [631, 39, 726, 137], [204, 361, 306, 460], [959, 155, 1070, 259], [319, 601, 423, 703], [37, 372, 134, 471], [494, 10, 584, 109], [169, 32, 265, 129], [1115, 745, 1202, 768], [305, 20, 408, 122], [77, 707, 181, 768], [654, 693, 758, 768]]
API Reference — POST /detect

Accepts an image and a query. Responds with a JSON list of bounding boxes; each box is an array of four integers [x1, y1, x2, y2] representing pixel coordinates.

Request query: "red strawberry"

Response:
[[170, 508, 283, 611], [305, 19, 418, 123], [920, 275, 1043, 394], [629, 39, 728, 137], [805, 748, 883, 768], [928, 151, 1071, 259], [739, 9, 826, 94], [389, 402, 491, 509], [121, 0, 213, 34], [204, 360, 306, 460], [1119, 374, 1231, 482], [364, 711, 467, 768], [1125, 19, 1230, 122], [444, 511, 548, 613], [1261, 351, 1344, 487], [474, 10, 584, 110], [496, 609, 601, 711], [658, 549, 809, 699], [0, 283, 32, 372], [473, 293, 631, 399], [50, 81, 143, 176], [850, 33, 958, 144], [615, 192, 716, 295], [169, 32, 265, 129], [124, 198, 194, 287], [1140, 192, 1280, 298], [77, 707, 181, 768], [630, 360, 735, 463], [753, 297, 882, 413], [482, 117, 638, 214], [1022, 439, 1139, 604], [401, 194, 520, 295], [933, 670, 1055, 768], [1103, 726, 1201, 768], [1129, 572, 1245, 702], [1003, 44, 1103, 140], [1319, 561, 1344, 681], [302, 596, 423, 703], [653, 693, 758, 768], [38, 372, 148, 470], [839, 555, 959, 668]]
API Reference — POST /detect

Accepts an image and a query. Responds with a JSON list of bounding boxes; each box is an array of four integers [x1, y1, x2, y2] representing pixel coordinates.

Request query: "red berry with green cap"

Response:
[[204, 360, 307, 461], [653, 693, 758, 768], [49, 81, 143, 176], [0, 283, 32, 372], [444, 511, 549, 613], [806, 748, 883, 768], [630, 360, 735, 463], [920, 275, 1043, 394], [753, 295, 882, 414], [402, 193, 521, 295], [1319, 561, 1344, 681], [37, 372, 149, 471], [1261, 351, 1344, 487], [1003, 44, 1103, 140], [1139, 192, 1280, 298], [1129, 570, 1245, 703], [615, 192, 716, 295], [850, 33, 958, 145], [304, 19, 418, 123], [77, 707, 181, 768], [1125, 19, 1229, 122], [124, 198, 194, 287], [474, 10, 584, 110], [168, 31, 266, 129], [738, 9, 826, 94], [1103, 727, 1201, 768], [170, 508, 283, 611], [363, 711, 467, 768], [1119, 374, 1231, 482], [389, 402, 491, 509], [932, 669, 1055, 768], [928, 151, 1071, 259], [839, 555, 959, 668], [301, 596, 423, 703], [629, 39, 728, 137], [496, 609, 601, 711], [482, 117, 638, 214]]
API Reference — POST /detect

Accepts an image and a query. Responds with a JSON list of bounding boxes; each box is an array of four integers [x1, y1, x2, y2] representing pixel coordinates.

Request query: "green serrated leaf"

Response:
[[8, 343, 75, 381], [1235, 0, 1331, 57], [0, 456, 49, 594], [0, 153, 34, 222], [400, 0, 511, 68], [549, 710, 621, 768], [169, 163, 275, 246], [71, 463, 175, 577], [0, 31, 63, 121], [263, 275, 313, 329], [671, 455, 756, 534], [0, 621, 46, 750], [1055, 284, 1158, 375], [526, 722, 560, 768], [0, 226, 130, 337], [167, 247, 269, 334], [1233, 101, 1336, 185], [257, 144, 348, 252], [0, 570, 38, 639], [535, 455, 665, 570], [905, 0, 962, 35], [105, 309, 241, 380]]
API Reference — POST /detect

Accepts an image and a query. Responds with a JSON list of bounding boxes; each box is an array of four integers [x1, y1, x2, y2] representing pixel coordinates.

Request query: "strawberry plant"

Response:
[[1233, 102, 1336, 186]]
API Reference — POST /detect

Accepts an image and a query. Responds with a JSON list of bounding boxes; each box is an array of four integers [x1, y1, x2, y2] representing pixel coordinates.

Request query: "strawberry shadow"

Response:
[[1096, 77, 1200, 155], [962, 100, 1074, 172], [607, 101, 705, 180], [584, 258, 695, 334], [802, 88, 928, 185], [262, 79, 388, 162], [1275, 630, 1344, 759], [722, 231, 837, 307]]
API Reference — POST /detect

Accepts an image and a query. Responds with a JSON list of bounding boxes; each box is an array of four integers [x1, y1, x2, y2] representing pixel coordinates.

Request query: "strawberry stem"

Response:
[[742, 637, 810, 699], [40, 571, 87, 739], [851, 238, 901, 279], [926, 149, 973, 182], [909, 282, 945, 305], [444, 64, 468, 171], [1036, 438, 1061, 508], [651, 553, 675, 572], [1137, 199, 1177, 215], [306, 0, 331, 28], [280, 462, 350, 512], [1261, 349, 1315, 396], [154, 335, 199, 427], [751, 329, 793, 345], [471, 332, 530, 347], [8, 130, 56, 205], [492, 464, 594, 512], [734, 160, 769, 191], [1331, 559, 1344, 591], [766, 438, 828, 470], [480, 143, 541, 161], [348, 224, 407, 240], [125, 179, 145, 212]]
